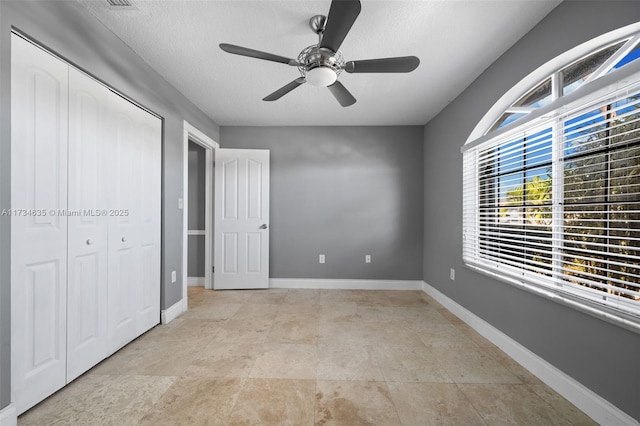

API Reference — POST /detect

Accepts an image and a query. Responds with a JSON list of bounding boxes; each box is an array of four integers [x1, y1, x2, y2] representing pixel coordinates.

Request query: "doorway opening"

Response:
[[187, 141, 207, 288], [181, 121, 218, 314]]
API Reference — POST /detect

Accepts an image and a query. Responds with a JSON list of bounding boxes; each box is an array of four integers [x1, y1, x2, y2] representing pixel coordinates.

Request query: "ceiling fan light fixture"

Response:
[[305, 66, 337, 87]]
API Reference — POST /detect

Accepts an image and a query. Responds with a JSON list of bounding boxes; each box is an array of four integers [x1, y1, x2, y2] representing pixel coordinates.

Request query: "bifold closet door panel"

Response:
[[107, 94, 142, 353], [10, 35, 69, 415], [133, 104, 162, 335], [107, 93, 161, 352], [66, 67, 110, 382]]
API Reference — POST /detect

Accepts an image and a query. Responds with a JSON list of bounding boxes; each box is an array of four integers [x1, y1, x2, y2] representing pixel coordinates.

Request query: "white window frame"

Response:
[[468, 23, 640, 143], [463, 50, 640, 334]]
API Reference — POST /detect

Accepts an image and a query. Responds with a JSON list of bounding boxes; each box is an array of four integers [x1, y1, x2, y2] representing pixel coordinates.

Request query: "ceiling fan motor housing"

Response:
[[297, 45, 344, 87]]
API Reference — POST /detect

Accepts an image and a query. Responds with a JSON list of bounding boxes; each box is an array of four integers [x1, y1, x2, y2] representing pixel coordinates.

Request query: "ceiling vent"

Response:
[[105, 0, 136, 9]]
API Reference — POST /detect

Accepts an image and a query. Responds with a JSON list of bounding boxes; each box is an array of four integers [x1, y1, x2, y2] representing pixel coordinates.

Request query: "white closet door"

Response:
[[11, 35, 69, 415], [107, 94, 141, 352], [66, 67, 110, 381], [133, 105, 161, 335], [107, 94, 161, 352], [11, 34, 162, 413]]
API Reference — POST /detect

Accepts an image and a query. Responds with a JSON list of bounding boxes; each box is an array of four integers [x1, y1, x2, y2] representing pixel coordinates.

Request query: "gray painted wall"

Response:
[[188, 143, 206, 231], [188, 142, 206, 278], [422, 1, 640, 421], [187, 236, 206, 278], [221, 126, 424, 280], [0, 0, 220, 409]]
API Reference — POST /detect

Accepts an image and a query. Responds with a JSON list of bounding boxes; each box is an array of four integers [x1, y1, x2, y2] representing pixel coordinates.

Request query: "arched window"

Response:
[[462, 24, 640, 331]]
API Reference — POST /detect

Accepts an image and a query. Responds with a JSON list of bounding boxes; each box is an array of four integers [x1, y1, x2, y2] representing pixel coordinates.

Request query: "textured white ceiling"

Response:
[[80, 0, 561, 126]]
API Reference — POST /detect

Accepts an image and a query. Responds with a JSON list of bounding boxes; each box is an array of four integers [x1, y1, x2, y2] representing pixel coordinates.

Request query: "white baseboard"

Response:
[[421, 281, 639, 426], [187, 277, 205, 287], [269, 278, 423, 290], [0, 404, 17, 426], [160, 298, 185, 325]]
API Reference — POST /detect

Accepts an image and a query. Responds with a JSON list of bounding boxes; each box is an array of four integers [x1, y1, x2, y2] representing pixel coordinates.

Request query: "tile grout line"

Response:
[[451, 381, 490, 426], [132, 374, 181, 425]]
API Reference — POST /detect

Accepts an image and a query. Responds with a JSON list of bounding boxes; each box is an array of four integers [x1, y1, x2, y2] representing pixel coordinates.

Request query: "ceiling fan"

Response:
[[219, 0, 420, 107]]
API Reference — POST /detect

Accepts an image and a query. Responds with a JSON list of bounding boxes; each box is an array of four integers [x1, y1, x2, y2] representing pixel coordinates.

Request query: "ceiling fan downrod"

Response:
[[309, 14, 327, 38]]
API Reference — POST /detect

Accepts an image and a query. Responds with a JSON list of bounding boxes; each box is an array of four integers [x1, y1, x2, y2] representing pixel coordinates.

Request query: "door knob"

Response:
[[86, 239, 93, 245], [260, 224, 268, 229], [121, 236, 127, 242]]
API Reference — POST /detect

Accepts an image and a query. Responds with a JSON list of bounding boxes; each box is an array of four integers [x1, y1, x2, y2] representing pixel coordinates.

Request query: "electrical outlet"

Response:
[[450, 268, 455, 281], [171, 270, 177, 283], [365, 255, 371, 263], [319, 254, 325, 264]]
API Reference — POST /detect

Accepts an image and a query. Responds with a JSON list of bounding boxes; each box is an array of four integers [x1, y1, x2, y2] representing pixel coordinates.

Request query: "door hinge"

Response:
[[212, 266, 215, 273]]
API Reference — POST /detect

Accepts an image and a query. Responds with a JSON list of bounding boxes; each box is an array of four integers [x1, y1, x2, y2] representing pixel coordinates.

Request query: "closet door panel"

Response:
[[66, 67, 110, 381], [11, 35, 69, 415], [107, 97, 140, 352], [135, 108, 161, 334]]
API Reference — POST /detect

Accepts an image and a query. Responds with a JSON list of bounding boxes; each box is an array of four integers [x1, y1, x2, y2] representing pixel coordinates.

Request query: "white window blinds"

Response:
[[463, 78, 640, 324]]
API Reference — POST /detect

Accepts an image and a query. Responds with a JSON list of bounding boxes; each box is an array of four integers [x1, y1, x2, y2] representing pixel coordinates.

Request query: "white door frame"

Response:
[[182, 121, 218, 311]]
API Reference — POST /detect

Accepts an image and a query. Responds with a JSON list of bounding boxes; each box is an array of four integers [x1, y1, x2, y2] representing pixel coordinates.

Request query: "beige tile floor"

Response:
[[19, 287, 596, 425]]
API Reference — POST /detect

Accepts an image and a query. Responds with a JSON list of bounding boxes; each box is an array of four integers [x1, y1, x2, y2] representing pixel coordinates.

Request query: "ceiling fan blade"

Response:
[[344, 56, 420, 73], [327, 81, 356, 107], [320, 0, 361, 53], [220, 43, 298, 66], [263, 78, 305, 101]]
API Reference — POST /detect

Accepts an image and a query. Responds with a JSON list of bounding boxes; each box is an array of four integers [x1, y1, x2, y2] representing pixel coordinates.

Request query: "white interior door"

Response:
[[66, 67, 110, 381], [11, 35, 69, 414], [214, 149, 270, 289]]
